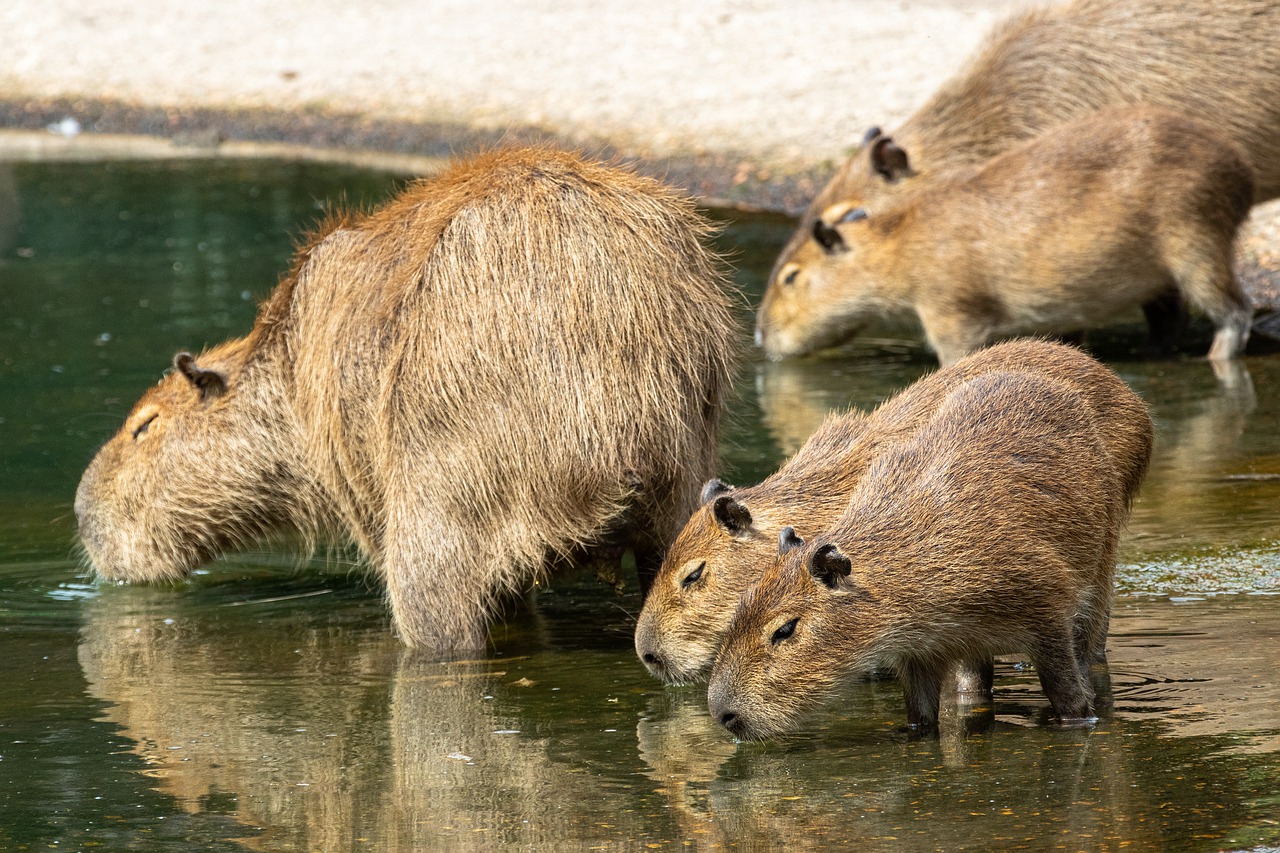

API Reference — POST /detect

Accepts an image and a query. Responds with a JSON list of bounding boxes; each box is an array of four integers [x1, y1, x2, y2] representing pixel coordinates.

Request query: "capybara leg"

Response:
[[381, 517, 494, 654], [1170, 248, 1252, 361], [899, 659, 943, 729], [1030, 628, 1093, 721], [953, 656, 995, 696], [1141, 289, 1188, 355], [918, 306, 989, 367]]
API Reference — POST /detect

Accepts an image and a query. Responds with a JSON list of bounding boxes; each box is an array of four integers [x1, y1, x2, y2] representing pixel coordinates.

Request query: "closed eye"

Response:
[[681, 562, 705, 589], [771, 618, 798, 645], [782, 268, 799, 286], [132, 414, 158, 440]]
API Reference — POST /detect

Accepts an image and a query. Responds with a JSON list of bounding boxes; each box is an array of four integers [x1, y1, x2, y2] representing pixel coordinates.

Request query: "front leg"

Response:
[[898, 658, 944, 730], [916, 303, 992, 367], [380, 503, 501, 655]]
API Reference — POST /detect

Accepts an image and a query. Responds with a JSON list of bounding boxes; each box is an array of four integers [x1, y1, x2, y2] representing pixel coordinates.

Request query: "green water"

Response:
[[1, 158, 1277, 851]]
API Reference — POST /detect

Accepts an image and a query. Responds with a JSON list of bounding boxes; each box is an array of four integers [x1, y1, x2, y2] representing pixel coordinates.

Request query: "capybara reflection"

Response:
[[758, 108, 1254, 364], [768, 0, 1280, 315], [709, 369, 1141, 740], [75, 147, 739, 653], [634, 340, 1152, 684]]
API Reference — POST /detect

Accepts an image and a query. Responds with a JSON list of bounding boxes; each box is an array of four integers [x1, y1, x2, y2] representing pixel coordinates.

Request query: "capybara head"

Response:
[[75, 341, 313, 582], [633, 478, 772, 685], [756, 200, 898, 359], [706, 532, 862, 741]]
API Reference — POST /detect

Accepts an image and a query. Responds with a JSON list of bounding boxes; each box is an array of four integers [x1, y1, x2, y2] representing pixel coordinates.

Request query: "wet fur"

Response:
[[759, 108, 1254, 363], [75, 146, 739, 652], [634, 340, 1152, 683], [707, 370, 1135, 740]]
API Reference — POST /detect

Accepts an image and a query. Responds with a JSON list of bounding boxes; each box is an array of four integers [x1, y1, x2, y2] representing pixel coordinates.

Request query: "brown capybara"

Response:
[[74, 147, 739, 653], [758, 107, 1255, 365], [634, 339, 1152, 684], [769, 0, 1280, 306], [707, 369, 1133, 740]]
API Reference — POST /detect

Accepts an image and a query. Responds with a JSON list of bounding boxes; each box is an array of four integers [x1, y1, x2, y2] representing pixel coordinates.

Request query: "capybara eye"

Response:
[[771, 618, 798, 645], [131, 414, 158, 440], [782, 267, 799, 286], [681, 562, 705, 589], [838, 207, 868, 224]]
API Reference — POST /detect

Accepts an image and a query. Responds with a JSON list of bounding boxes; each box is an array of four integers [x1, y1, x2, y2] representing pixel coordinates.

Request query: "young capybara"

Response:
[[757, 107, 1255, 365], [634, 339, 1152, 684], [74, 147, 739, 653], [769, 0, 1280, 307], [707, 369, 1131, 740]]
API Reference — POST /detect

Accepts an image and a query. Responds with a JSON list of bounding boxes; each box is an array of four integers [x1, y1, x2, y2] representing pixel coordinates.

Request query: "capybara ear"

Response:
[[778, 526, 804, 554], [700, 478, 733, 505], [862, 126, 883, 146], [809, 543, 852, 588], [712, 494, 753, 535], [812, 219, 846, 253], [173, 352, 228, 400], [869, 136, 911, 182]]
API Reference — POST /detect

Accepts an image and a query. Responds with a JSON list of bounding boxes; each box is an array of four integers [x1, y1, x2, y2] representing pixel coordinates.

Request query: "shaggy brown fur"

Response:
[[758, 108, 1254, 364], [75, 146, 740, 653], [634, 339, 1152, 684], [708, 369, 1133, 740], [770, 0, 1280, 295]]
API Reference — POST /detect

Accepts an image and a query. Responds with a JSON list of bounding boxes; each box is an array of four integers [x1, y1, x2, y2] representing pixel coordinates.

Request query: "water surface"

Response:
[[0, 158, 1277, 851]]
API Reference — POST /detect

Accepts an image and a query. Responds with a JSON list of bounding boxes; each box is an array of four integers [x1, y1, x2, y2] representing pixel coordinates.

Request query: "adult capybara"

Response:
[[707, 370, 1133, 740], [769, 0, 1280, 301], [634, 339, 1152, 684], [758, 107, 1255, 364], [74, 147, 739, 653]]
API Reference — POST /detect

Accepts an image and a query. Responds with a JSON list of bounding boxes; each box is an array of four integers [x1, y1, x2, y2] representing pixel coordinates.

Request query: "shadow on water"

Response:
[[0, 158, 1277, 850]]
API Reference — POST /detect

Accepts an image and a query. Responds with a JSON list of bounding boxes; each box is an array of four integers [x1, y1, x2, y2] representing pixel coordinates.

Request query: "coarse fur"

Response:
[[758, 107, 1255, 364], [75, 146, 740, 653], [707, 370, 1130, 740], [634, 339, 1152, 683], [769, 0, 1280, 297]]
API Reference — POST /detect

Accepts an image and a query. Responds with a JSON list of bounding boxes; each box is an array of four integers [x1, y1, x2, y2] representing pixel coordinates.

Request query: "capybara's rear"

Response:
[[759, 108, 1254, 364], [75, 147, 739, 653], [707, 370, 1133, 740], [634, 339, 1152, 684], [769, 0, 1280, 339]]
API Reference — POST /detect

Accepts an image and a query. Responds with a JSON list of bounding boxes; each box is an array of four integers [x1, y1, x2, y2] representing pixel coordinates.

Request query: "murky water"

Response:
[[1, 158, 1277, 851]]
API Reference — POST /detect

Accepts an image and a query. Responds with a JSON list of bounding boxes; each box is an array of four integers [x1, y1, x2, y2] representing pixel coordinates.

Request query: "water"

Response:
[[1, 158, 1277, 851]]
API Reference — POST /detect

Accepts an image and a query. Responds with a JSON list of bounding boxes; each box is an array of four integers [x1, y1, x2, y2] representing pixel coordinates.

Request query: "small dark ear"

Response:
[[862, 126, 883, 146], [809, 543, 853, 588], [700, 478, 733, 505], [812, 219, 846, 253], [713, 495, 753, 535], [869, 136, 911, 182], [174, 352, 228, 400], [778, 526, 804, 554]]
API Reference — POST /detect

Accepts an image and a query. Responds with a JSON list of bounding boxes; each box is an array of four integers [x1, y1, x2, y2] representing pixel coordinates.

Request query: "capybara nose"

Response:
[[718, 710, 738, 729], [641, 651, 665, 671]]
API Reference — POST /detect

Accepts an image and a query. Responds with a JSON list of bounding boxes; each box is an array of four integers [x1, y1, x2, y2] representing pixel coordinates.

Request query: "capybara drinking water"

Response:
[[766, 0, 1280, 354], [707, 369, 1134, 740], [74, 147, 739, 653], [634, 339, 1152, 684], [757, 107, 1255, 364]]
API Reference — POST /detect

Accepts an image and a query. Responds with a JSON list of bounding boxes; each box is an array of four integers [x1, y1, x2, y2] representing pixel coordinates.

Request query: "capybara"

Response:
[[634, 339, 1152, 684], [757, 107, 1255, 365], [74, 147, 739, 653], [769, 0, 1280, 301], [707, 369, 1134, 740]]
